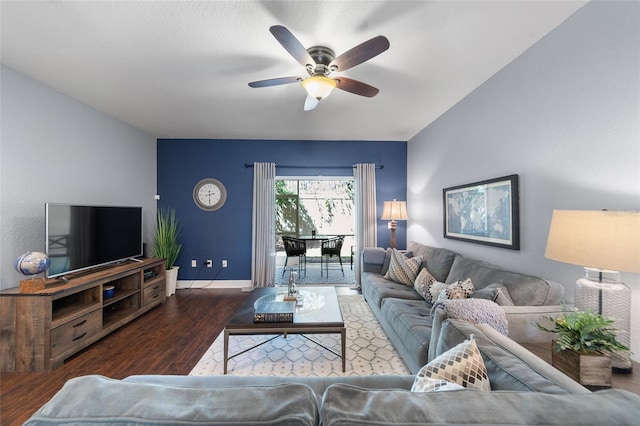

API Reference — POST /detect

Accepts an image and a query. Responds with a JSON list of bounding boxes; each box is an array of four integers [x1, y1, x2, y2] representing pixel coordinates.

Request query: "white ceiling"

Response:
[[1, 1, 587, 141]]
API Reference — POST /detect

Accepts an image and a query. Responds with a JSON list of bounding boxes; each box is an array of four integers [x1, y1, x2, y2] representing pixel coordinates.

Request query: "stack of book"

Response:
[[254, 300, 295, 323]]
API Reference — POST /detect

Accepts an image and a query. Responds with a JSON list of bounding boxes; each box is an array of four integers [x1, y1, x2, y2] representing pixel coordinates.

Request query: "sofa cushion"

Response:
[[445, 255, 554, 305], [24, 375, 319, 426], [380, 297, 432, 372], [321, 384, 640, 426], [383, 249, 422, 285], [407, 241, 458, 282], [412, 336, 490, 392], [363, 273, 423, 310], [472, 282, 515, 305]]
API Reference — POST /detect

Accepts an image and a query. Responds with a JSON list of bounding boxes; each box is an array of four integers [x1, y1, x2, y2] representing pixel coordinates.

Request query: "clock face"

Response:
[[193, 178, 226, 211]]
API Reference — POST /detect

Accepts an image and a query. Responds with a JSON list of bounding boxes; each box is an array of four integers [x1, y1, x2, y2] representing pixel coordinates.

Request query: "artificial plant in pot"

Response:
[[536, 306, 629, 388], [152, 207, 182, 297]]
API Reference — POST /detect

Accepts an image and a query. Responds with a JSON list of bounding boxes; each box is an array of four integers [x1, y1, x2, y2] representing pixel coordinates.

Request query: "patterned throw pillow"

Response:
[[436, 278, 475, 302], [411, 336, 490, 392], [409, 378, 465, 392], [414, 268, 437, 301], [429, 281, 449, 302], [383, 249, 422, 286]]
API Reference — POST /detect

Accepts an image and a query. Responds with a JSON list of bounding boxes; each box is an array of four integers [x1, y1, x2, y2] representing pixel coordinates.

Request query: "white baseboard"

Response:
[[176, 279, 252, 291]]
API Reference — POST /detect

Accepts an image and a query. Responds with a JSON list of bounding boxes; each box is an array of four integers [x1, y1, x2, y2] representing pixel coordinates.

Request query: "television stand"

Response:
[[0, 258, 166, 372]]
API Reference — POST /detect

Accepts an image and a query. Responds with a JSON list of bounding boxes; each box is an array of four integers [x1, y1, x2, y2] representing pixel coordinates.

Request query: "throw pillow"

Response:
[[383, 249, 422, 286], [381, 249, 414, 275], [436, 278, 475, 302], [471, 288, 500, 303], [429, 281, 449, 302], [472, 282, 515, 306], [409, 378, 465, 393], [412, 336, 490, 392], [414, 268, 437, 301]]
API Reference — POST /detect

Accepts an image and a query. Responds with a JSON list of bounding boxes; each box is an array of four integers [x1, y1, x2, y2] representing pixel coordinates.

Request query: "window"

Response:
[[276, 178, 354, 251]]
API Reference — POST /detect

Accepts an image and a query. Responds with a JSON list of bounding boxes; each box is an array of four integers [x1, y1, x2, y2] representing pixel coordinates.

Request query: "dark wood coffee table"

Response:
[[223, 286, 346, 374]]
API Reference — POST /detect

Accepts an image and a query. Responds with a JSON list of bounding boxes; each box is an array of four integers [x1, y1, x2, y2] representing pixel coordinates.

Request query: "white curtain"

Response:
[[354, 163, 377, 288], [251, 162, 276, 288]]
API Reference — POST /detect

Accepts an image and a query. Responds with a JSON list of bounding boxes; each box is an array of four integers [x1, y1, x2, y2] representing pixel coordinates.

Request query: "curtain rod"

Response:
[[244, 163, 384, 169]]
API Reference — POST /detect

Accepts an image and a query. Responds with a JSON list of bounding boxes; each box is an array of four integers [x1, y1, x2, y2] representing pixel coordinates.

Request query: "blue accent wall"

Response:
[[157, 139, 407, 281]]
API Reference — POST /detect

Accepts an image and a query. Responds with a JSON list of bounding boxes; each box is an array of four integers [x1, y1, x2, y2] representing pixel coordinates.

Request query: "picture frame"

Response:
[[443, 174, 520, 250]]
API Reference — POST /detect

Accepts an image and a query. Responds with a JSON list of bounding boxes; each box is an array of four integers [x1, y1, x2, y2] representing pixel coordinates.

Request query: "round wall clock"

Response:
[[193, 178, 227, 211]]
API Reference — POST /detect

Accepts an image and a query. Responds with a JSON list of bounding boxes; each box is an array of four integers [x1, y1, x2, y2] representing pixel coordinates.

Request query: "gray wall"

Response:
[[0, 66, 157, 289], [408, 1, 639, 360]]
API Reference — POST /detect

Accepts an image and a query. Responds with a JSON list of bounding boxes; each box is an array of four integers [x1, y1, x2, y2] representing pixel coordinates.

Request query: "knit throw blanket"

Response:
[[433, 298, 509, 336]]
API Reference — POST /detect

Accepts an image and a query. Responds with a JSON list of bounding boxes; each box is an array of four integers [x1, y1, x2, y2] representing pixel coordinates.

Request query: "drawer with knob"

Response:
[[143, 280, 165, 307], [51, 309, 102, 357]]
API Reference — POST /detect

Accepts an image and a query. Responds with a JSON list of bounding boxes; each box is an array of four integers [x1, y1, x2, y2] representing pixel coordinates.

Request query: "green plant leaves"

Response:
[[152, 207, 182, 270], [535, 306, 629, 355]]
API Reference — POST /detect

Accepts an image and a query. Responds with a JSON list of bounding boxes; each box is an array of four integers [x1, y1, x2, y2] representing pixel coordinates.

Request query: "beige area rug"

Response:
[[189, 295, 410, 377]]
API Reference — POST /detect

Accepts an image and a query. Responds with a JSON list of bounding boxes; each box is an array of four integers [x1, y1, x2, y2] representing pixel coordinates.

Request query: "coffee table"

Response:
[[223, 286, 346, 374]]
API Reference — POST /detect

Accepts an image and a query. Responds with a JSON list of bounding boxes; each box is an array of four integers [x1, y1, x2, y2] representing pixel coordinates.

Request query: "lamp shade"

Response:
[[545, 210, 640, 273], [381, 200, 409, 221], [301, 75, 336, 100]]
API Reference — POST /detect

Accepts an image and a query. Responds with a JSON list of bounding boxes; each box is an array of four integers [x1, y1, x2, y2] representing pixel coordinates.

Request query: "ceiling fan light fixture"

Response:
[[302, 75, 336, 100]]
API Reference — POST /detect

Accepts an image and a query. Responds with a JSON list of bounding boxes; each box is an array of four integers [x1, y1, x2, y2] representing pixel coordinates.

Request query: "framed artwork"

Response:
[[443, 174, 520, 250]]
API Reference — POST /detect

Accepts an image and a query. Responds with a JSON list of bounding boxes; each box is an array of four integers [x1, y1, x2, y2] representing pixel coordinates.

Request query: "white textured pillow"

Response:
[[412, 336, 490, 392], [383, 249, 422, 286]]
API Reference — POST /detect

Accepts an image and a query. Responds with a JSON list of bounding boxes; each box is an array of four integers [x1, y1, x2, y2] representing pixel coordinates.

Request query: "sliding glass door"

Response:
[[276, 178, 354, 254]]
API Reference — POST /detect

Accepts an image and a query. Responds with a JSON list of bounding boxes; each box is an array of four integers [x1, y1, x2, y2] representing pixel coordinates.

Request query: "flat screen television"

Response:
[[45, 203, 143, 278]]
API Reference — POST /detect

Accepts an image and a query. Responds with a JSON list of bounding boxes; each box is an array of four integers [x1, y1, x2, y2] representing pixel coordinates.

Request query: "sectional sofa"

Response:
[[25, 318, 640, 425], [361, 241, 566, 372]]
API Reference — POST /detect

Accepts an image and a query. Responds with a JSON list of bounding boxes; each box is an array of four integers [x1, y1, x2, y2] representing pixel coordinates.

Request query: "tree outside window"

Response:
[[276, 179, 354, 255]]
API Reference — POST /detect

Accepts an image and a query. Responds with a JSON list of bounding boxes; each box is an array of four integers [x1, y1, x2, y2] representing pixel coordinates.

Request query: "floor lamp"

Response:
[[545, 210, 640, 373], [381, 200, 408, 249]]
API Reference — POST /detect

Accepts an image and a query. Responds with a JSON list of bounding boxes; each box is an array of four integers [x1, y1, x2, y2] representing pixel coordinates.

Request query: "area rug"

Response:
[[189, 295, 410, 377]]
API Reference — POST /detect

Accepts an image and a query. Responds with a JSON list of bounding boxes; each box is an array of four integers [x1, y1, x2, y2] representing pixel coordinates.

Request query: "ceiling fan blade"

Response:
[[329, 35, 390, 72], [269, 25, 315, 68], [304, 95, 319, 111], [248, 76, 301, 88], [335, 77, 379, 97]]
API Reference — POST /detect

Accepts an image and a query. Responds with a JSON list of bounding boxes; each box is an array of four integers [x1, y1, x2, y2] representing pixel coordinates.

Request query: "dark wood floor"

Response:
[[2, 288, 639, 425], [0, 288, 249, 425]]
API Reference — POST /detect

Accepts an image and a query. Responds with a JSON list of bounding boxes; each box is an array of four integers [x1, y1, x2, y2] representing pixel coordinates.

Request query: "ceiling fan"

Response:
[[248, 25, 390, 111]]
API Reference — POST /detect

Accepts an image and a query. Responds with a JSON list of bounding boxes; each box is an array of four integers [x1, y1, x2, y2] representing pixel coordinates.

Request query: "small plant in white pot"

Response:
[[152, 207, 182, 297]]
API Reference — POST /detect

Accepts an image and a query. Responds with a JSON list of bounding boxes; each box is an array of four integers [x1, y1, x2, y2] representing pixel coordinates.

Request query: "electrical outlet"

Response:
[[206, 259, 212, 268], [222, 259, 228, 268], [191, 259, 197, 268]]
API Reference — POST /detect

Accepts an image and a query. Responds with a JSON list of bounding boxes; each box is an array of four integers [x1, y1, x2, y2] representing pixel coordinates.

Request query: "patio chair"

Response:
[[321, 236, 344, 277], [282, 236, 306, 277]]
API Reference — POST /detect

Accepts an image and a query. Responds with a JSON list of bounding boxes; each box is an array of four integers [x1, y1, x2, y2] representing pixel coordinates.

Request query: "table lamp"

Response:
[[381, 200, 409, 249], [545, 210, 640, 373]]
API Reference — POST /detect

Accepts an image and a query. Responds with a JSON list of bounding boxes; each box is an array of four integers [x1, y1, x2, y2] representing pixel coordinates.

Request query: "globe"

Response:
[[14, 252, 51, 276]]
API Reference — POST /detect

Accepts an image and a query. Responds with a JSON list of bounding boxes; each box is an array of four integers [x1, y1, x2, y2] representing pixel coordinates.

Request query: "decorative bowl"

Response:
[[103, 285, 115, 299]]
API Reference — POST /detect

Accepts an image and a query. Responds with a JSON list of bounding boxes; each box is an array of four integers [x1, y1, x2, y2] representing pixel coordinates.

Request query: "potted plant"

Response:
[[152, 207, 182, 297], [535, 306, 629, 388]]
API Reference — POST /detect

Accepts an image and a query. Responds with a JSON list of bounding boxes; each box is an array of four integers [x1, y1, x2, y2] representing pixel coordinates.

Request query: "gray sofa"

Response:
[[361, 241, 566, 373], [25, 319, 640, 425]]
